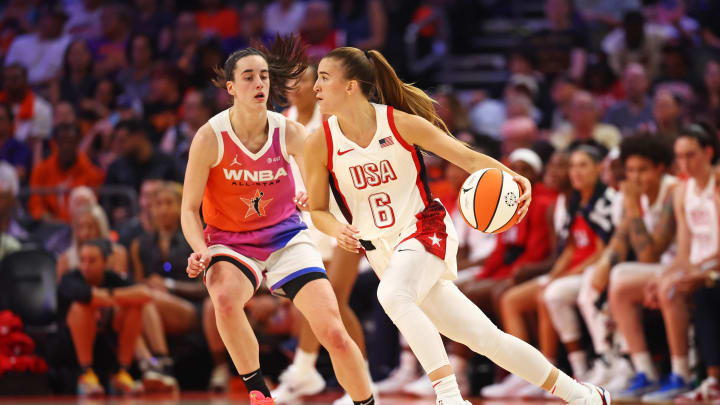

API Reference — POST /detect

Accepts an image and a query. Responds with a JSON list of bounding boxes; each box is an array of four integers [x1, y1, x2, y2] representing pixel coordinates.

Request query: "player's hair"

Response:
[[212, 35, 308, 109], [677, 121, 719, 164], [79, 238, 112, 260], [324, 47, 450, 134], [619, 132, 674, 167]]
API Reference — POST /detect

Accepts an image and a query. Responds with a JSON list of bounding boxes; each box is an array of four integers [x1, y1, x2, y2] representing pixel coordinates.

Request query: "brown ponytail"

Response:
[[212, 34, 308, 109], [324, 47, 450, 134]]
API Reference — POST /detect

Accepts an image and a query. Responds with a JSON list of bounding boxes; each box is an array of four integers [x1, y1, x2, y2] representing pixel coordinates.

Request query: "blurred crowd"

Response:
[[0, 0, 720, 402]]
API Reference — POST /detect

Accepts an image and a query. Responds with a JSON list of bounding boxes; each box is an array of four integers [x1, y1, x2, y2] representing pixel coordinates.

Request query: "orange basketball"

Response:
[[458, 168, 523, 234]]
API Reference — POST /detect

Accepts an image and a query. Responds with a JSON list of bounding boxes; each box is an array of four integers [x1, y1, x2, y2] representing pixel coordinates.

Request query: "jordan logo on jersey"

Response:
[[240, 189, 273, 218], [349, 160, 398, 190], [229, 154, 242, 167]]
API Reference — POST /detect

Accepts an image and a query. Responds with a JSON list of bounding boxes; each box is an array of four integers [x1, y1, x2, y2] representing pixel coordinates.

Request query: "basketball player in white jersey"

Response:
[[610, 124, 720, 401], [304, 46, 611, 405], [181, 37, 375, 405], [276, 64, 371, 405]]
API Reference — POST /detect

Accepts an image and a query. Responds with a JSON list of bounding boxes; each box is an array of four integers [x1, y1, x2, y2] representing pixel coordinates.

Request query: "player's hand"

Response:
[[643, 279, 659, 309], [146, 274, 168, 291], [334, 223, 361, 253], [294, 191, 308, 211], [514, 175, 532, 223], [187, 249, 211, 278]]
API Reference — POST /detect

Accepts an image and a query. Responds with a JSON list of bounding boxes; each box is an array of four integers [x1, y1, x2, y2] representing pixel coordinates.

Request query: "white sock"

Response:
[[568, 351, 588, 377], [631, 352, 658, 381], [671, 356, 690, 381], [432, 374, 463, 401], [550, 369, 587, 402], [293, 349, 317, 373]]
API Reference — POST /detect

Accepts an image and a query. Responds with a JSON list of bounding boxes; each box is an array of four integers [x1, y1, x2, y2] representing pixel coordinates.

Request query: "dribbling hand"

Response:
[[187, 249, 211, 278], [335, 223, 361, 253], [514, 175, 532, 222]]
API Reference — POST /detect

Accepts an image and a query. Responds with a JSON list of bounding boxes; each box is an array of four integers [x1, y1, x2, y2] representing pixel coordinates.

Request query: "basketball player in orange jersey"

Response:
[[180, 37, 374, 405], [304, 46, 612, 405]]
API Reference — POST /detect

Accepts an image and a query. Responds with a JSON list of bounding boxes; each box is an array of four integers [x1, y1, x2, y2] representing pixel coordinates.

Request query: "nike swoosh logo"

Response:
[[360, 400, 373, 405], [242, 372, 258, 381], [462, 187, 472, 193], [338, 148, 354, 156], [398, 249, 415, 252]]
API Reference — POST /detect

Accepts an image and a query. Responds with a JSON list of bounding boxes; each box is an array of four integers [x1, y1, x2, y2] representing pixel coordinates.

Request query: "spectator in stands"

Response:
[[195, 0, 241, 40], [643, 0, 699, 44], [57, 203, 128, 280], [58, 238, 150, 396], [0, 63, 53, 165], [654, 41, 697, 100], [603, 63, 654, 137], [695, 59, 720, 129], [105, 119, 183, 194], [117, 33, 156, 103], [0, 162, 21, 260], [527, 0, 589, 81], [89, 4, 132, 77], [301, 0, 346, 63], [160, 90, 214, 164], [167, 12, 201, 75], [335, 0, 387, 50], [649, 88, 683, 140], [53, 40, 96, 107], [130, 182, 227, 391], [488, 145, 614, 398], [500, 117, 538, 157], [612, 124, 718, 400], [550, 91, 621, 150], [4, 4, 71, 88], [222, 1, 274, 55], [28, 124, 105, 222], [0, 102, 30, 181], [63, 0, 102, 40], [468, 90, 505, 138], [574, 0, 640, 30], [548, 74, 579, 130], [264, 0, 307, 36], [602, 11, 668, 81], [698, 0, 720, 51], [144, 65, 183, 136], [117, 178, 161, 248], [132, 0, 174, 41], [434, 89, 469, 134]]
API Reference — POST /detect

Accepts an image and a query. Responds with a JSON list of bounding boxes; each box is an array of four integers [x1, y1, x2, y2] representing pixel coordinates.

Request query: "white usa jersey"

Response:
[[325, 103, 432, 241]]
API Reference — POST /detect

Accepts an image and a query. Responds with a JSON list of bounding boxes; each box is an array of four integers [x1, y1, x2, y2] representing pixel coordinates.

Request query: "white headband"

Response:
[[509, 148, 543, 174]]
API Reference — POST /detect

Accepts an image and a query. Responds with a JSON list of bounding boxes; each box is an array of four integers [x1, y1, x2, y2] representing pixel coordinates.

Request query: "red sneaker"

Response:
[[249, 390, 276, 405]]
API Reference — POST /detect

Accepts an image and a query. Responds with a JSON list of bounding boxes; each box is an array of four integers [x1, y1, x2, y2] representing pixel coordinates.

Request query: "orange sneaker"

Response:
[[77, 368, 104, 397], [110, 369, 143, 396], [249, 390, 276, 404]]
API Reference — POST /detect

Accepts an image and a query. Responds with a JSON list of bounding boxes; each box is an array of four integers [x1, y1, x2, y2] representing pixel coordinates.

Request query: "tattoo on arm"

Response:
[[653, 197, 677, 254], [629, 217, 654, 254], [608, 250, 621, 267]]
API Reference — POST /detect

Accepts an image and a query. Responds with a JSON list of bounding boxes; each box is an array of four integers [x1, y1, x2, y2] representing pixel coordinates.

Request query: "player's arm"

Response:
[[393, 110, 531, 221], [180, 123, 216, 277], [591, 220, 630, 291], [670, 182, 691, 269], [650, 191, 678, 259], [285, 120, 310, 208], [304, 128, 360, 253]]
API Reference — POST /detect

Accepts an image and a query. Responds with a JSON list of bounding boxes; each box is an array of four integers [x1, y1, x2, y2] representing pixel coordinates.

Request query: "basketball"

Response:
[[458, 168, 523, 234]]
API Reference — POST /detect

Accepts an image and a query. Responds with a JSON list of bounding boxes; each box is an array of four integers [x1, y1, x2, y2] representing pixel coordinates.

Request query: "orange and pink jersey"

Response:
[[202, 109, 306, 260]]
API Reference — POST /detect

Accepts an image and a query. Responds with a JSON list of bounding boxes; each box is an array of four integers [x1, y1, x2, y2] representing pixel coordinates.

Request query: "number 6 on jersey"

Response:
[[369, 192, 395, 228]]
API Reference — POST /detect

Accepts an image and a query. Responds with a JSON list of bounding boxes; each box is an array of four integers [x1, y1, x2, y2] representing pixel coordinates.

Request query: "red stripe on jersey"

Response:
[[329, 171, 353, 224], [323, 120, 334, 171], [386, 106, 430, 206]]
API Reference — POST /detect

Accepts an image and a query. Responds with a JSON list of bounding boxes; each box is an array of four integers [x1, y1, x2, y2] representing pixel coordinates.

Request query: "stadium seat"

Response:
[[0, 249, 57, 331]]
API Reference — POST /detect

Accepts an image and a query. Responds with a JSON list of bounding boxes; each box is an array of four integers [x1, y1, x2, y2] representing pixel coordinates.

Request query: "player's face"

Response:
[[288, 67, 317, 107], [151, 189, 181, 229], [79, 245, 106, 281], [314, 57, 348, 115], [74, 213, 101, 244], [568, 151, 600, 192], [544, 152, 570, 190], [624, 156, 663, 195], [675, 137, 711, 178], [227, 55, 269, 109]]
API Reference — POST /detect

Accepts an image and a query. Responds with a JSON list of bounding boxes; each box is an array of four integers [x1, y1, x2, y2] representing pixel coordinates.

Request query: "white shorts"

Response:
[[302, 212, 337, 262], [207, 229, 327, 300]]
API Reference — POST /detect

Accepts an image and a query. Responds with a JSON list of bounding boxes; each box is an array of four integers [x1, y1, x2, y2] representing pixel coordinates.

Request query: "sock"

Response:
[[353, 395, 375, 405], [671, 356, 690, 380], [568, 351, 588, 377], [548, 368, 587, 402], [432, 374, 463, 401], [293, 349, 318, 373], [631, 352, 658, 381], [240, 368, 271, 397]]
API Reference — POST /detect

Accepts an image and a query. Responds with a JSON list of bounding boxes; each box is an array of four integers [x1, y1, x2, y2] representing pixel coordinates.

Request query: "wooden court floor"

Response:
[[0, 392, 648, 405]]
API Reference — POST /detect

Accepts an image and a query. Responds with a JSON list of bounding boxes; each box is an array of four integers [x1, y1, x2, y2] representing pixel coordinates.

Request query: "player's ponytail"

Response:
[[324, 47, 450, 134], [213, 35, 308, 109]]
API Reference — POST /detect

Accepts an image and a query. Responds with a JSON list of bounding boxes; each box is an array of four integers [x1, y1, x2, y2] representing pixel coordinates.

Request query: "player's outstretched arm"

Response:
[[392, 109, 532, 221], [304, 128, 361, 253], [181, 123, 216, 277]]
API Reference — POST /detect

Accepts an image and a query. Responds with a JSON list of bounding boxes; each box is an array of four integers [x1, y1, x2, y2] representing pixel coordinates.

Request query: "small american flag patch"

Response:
[[379, 136, 394, 148]]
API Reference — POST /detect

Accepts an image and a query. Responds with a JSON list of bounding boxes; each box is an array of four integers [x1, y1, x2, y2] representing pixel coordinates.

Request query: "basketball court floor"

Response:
[[0, 393, 648, 405]]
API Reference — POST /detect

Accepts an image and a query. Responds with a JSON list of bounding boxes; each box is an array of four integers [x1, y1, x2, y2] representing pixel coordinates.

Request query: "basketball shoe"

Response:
[[567, 382, 612, 405], [271, 364, 326, 403], [77, 368, 104, 397], [250, 390, 276, 405]]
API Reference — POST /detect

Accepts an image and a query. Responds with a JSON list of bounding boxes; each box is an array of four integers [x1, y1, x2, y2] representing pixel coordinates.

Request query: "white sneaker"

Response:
[[516, 383, 547, 398], [603, 359, 635, 396], [374, 365, 417, 394], [209, 363, 230, 392], [436, 399, 472, 405], [271, 365, 326, 404], [567, 382, 612, 405], [481, 374, 531, 398], [403, 375, 435, 397]]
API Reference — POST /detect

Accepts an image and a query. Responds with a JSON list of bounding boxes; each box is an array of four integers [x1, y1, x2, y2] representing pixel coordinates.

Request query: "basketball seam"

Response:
[[472, 170, 487, 229], [493, 179, 520, 233], [485, 169, 503, 232]]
